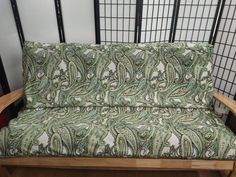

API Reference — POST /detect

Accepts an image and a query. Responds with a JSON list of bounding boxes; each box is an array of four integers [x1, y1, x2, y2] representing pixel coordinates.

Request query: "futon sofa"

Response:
[[0, 42, 236, 177]]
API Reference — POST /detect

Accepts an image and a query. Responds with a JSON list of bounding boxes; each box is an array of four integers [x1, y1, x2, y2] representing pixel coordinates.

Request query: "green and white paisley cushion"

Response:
[[23, 42, 213, 109], [1, 107, 236, 159]]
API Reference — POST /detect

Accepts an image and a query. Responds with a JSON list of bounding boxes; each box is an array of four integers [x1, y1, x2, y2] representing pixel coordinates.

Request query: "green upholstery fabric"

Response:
[[0, 107, 236, 159], [0, 42, 235, 160], [23, 42, 213, 109]]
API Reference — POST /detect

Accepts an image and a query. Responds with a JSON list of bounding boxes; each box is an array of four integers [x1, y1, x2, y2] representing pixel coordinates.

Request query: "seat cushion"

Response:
[[0, 107, 236, 159]]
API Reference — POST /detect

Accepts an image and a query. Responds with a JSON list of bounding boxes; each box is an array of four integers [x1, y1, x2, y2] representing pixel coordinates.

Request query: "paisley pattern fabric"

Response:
[[23, 42, 213, 109], [0, 107, 236, 159], [1, 42, 235, 160]]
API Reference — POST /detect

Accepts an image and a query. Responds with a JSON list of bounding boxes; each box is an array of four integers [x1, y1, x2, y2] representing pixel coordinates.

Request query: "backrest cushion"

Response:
[[23, 42, 213, 109]]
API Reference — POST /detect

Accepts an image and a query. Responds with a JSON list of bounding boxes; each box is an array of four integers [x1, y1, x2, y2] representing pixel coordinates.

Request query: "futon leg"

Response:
[[0, 166, 10, 177], [229, 162, 236, 177]]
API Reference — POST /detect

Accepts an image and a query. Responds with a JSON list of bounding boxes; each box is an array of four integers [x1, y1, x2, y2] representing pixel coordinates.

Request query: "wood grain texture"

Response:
[[0, 158, 234, 171], [0, 88, 23, 114], [213, 92, 236, 116]]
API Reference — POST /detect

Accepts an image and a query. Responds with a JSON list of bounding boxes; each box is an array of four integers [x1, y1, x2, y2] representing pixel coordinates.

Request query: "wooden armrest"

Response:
[[213, 91, 236, 116], [0, 89, 23, 114]]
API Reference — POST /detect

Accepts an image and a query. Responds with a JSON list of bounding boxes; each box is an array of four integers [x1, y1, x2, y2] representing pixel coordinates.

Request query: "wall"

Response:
[[0, 0, 22, 90], [0, 0, 95, 90]]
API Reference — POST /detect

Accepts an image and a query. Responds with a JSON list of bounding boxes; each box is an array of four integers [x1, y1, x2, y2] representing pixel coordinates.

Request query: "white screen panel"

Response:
[[61, 0, 95, 43], [17, 0, 59, 43]]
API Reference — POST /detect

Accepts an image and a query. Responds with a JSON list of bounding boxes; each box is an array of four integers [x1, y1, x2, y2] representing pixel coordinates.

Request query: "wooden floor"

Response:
[[3, 168, 223, 177]]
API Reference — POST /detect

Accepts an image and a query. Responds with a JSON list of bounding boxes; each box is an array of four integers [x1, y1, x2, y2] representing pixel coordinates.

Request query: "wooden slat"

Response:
[[0, 158, 234, 171], [0, 88, 23, 114], [213, 92, 236, 116]]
